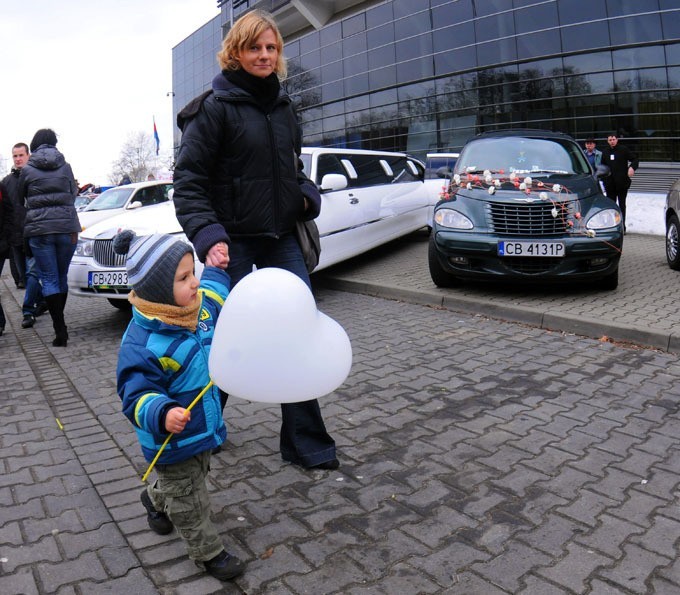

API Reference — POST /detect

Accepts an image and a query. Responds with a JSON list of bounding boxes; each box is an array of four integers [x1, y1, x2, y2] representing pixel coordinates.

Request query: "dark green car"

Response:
[[429, 130, 623, 290]]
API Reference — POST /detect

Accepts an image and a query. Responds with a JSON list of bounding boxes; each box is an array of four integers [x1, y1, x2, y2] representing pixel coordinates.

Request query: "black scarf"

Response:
[[225, 69, 280, 113]]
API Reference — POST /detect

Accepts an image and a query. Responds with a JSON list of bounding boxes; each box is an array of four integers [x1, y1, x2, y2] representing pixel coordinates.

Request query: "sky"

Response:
[[0, 0, 220, 184]]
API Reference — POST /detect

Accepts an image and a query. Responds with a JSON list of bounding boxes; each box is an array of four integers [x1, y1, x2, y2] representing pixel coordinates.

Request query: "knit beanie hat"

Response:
[[112, 230, 194, 305]]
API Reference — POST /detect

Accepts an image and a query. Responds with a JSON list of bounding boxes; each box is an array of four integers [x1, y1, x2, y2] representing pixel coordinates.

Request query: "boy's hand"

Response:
[[165, 407, 190, 433], [206, 242, 229, 268]]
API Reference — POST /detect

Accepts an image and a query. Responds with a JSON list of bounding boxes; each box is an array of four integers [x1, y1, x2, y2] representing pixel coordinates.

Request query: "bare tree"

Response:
[[109, 131, 157, 184]]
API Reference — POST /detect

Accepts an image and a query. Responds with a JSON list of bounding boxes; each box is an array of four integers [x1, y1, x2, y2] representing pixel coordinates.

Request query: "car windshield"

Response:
[[83, 187, 134, 211], [455, 137, 590, 177]]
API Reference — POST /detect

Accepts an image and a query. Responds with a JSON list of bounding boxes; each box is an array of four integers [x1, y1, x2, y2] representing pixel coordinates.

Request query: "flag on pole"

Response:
[[153, 117, 160, 155]]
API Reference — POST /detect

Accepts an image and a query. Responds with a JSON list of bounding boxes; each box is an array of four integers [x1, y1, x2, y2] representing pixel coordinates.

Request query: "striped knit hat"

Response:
[[112, 230, 193, 305]]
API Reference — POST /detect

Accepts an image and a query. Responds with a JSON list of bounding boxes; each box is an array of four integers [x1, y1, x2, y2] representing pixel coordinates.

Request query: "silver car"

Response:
[[665, 179, 680, 269]]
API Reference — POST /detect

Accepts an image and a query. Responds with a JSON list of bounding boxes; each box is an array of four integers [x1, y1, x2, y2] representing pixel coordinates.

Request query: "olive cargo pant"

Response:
[[147, 450, 223, 561]]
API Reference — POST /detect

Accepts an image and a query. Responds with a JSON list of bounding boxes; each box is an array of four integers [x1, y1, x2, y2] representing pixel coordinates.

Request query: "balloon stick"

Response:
[[141, 380, 214, 483]]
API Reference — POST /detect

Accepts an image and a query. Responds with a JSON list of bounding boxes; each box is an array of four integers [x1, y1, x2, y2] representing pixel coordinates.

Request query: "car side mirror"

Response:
[[320, 173, 348, 192], [128, 201, 143, 210], [595, 164, 610, 179], [436, 166, 452, 179]]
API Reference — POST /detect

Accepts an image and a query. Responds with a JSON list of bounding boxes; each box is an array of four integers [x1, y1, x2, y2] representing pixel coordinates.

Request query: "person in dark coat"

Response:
[[19, 129, 81, 346], [601, 133, 639, 232], [0, 181, 12, 335], [2, 142, 47, 328], [173, 9, 338, 471]]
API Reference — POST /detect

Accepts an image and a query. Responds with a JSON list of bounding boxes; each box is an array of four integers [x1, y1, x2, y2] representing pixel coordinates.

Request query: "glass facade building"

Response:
[[172, 0, 680, 164]]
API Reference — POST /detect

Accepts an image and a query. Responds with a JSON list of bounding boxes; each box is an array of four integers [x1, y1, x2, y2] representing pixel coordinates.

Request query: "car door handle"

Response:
[[349, 197, 359, 204]]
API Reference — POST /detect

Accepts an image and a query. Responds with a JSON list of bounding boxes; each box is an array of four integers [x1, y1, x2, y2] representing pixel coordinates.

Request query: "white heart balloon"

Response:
[[209, 267, 352, 403]]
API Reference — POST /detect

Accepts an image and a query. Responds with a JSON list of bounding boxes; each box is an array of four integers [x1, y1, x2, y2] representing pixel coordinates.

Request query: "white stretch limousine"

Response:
[[68, 147, 431, 308]]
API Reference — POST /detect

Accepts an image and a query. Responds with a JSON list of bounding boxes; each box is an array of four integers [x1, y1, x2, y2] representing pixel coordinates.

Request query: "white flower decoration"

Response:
[[509, 172, 517, 180], [488, 185, 496, 195], [494, 179, 501, 187], [551, 207, 558, 218], [453, 174, 461, 185], [519, 183, 527, 191], [485, 174, 493, 184], [466, 182, 472, 190], [586, 229, 596, 237], [466, 166, 477, 172], [483, 169, 492, 177], [552, 184, 561, 193], [539, 192, 548, 200], [524, 177, 532, 186]]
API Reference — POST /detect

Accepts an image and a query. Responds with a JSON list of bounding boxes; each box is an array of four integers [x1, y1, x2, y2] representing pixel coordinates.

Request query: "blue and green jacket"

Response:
[[117, 267, 229, 464]]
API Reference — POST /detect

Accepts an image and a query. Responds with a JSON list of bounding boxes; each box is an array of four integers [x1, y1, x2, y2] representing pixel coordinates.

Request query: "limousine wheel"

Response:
[[428, 234, 461, 288], [108, 298, 132, 310], [597, 268, 619, 291]]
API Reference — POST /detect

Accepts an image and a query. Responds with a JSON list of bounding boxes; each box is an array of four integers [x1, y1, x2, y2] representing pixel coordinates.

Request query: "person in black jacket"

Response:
[[0, 181, 11, 335], [601, 133, 639, 233], [2, 142, 47, 329], [174, 9, 338, 471], [19, 129, 81, 347]]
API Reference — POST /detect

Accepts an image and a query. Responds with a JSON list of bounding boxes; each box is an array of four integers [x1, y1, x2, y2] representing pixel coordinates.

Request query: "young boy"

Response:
[[114, 230, 244, 581]]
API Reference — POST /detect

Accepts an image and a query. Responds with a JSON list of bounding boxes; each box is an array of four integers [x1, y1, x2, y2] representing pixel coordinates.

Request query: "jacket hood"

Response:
[[28, 145, 66, 171]]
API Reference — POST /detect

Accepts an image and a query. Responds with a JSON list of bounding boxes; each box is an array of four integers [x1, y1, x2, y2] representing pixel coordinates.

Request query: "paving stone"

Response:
[[598, 542, 673, 594], [535, 542, 612, 592]]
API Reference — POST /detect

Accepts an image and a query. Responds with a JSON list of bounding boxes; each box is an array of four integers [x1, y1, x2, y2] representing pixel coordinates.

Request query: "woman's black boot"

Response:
[[46, 294, 68, 347]]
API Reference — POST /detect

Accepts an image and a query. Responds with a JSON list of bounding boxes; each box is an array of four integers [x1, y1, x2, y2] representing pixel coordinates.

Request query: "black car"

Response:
[[429, 129, 623, 290]]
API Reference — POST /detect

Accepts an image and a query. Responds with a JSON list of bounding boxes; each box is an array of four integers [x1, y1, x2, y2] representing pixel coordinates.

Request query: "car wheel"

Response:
[[598, 268, 619, 291], [428, 233, 461, 288], [108, 298, 132, 310], [666, 214, 680, 270]]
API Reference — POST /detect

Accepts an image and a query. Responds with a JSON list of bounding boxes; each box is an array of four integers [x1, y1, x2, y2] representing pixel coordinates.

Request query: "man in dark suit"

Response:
[[601, 133, 639, 233]]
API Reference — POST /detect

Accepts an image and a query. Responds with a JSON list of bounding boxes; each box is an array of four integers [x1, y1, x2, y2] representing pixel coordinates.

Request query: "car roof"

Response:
[[112, 180, 172, 190], [302, 146, 411, 158], [473, 129, 575, 141]]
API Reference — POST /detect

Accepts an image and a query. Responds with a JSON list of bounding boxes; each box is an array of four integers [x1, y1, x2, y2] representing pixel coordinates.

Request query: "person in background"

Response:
[[601, 133, 639, 233], [173, 9, 338, 471], [114, 230, 245, 582], [19, 129, 80, 346], [0, 181, 12, 335], [2, 142, 47, 329], [583, 138, 602, 171]]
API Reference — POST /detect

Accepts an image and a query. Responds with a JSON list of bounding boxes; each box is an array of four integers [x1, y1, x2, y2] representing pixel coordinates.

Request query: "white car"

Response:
[[300, 147, 430, 270], [68, 147, 431, 307], [77, 180, 173, 230]]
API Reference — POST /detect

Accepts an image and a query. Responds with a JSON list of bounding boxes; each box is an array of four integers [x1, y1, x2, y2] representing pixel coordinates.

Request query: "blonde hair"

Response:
[[217, 9, 287, 79]]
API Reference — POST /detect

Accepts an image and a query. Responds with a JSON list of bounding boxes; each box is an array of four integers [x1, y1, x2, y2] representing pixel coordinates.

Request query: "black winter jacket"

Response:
[[19, 145, 80, 238], [1, 168, 26, 246], [0, 182, 13, 255], [173, 71, 321, 262]]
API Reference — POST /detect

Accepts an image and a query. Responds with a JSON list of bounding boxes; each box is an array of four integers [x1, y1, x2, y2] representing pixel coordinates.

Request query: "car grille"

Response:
[[488, 201, 570, 235], [502, 257, 562, 274], [93, 239, 126, 267]]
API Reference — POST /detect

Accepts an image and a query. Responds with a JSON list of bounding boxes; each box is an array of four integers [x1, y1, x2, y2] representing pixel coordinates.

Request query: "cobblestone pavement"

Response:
[[2, 234, 680, 594]]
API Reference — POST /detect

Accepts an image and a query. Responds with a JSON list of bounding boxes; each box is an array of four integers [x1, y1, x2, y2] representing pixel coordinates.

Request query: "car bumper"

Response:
[[67, 259, 130, 300], [432, 229, 623, 282]]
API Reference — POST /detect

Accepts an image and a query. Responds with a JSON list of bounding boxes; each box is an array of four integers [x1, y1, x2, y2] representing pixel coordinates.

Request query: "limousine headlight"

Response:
[[587, 208, 621, 230], [74, 238, 94, 257], [435, 208, 474, 230]]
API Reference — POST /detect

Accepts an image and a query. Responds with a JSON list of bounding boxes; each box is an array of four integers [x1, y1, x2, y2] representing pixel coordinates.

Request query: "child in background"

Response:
[[114, 230, 244, 581]]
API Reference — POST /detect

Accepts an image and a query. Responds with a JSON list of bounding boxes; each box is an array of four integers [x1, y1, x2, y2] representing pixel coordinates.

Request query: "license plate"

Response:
[[88, 270, 129, 288], [498, 241, 565, 257]]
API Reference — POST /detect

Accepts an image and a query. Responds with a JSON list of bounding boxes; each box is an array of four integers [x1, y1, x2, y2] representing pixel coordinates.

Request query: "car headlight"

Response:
[[434, 208, 473, 230], [586, 209, 621, 230], [74, 238, 94, 257]]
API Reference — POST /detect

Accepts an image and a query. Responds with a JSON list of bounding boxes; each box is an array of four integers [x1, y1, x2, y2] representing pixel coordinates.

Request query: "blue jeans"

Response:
[[23, 256, 44, 316], [28, 233, 77, 297], [227, 232, 337, 467]]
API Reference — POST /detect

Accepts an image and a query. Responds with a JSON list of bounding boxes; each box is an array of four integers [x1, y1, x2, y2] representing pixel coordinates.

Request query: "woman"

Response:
[[20, 129, 80, 346], [173, 10, 338, 470]]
